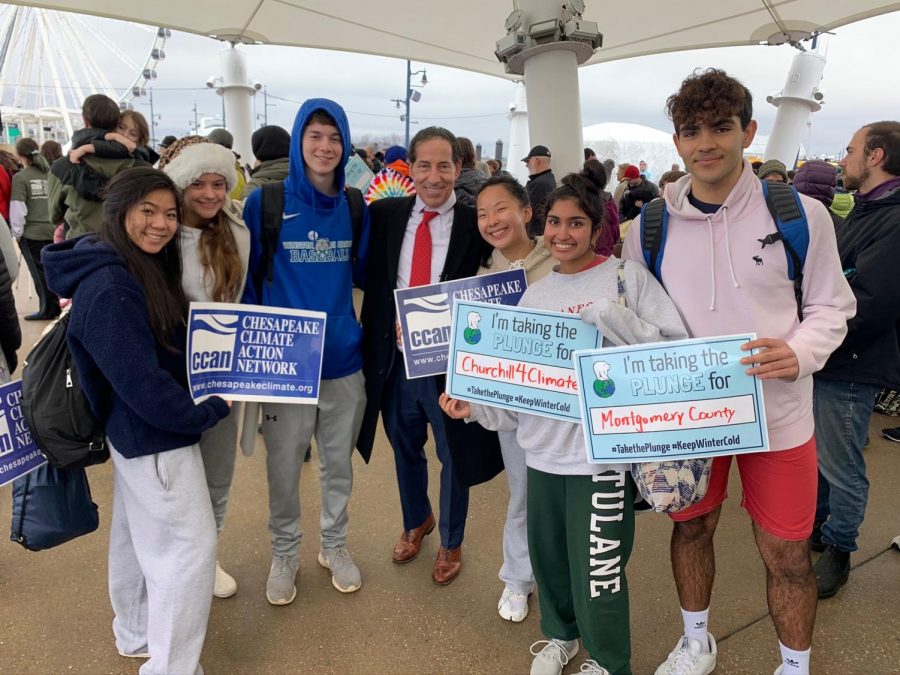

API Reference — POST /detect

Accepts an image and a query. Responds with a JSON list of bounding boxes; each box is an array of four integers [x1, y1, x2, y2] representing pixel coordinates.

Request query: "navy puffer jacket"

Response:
[[793, 161, 836, 207]]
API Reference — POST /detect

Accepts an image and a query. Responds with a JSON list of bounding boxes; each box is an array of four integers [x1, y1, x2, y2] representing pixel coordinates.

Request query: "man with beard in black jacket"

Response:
[[812, 120, 900, 598]]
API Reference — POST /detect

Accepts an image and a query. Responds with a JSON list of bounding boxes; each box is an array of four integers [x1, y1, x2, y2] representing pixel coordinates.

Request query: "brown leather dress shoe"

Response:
[[432, 546, 462, 585], [392, 514, 436, 563]]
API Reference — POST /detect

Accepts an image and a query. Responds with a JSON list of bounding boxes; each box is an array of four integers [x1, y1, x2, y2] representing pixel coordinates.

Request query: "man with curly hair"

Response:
[[623, 69, 855, 675]]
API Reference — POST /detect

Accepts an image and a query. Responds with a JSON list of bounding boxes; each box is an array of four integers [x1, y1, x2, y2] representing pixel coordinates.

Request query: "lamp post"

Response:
[[140, 88, 162, 147], [391, 60, 427, 147]]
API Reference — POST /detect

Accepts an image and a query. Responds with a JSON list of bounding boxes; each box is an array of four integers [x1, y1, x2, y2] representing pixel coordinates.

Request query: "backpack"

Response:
[[20, 313, 109, 469], [10, 463, 100, 551], [253, 181, 365, 298], [640, 180, 809, 320]]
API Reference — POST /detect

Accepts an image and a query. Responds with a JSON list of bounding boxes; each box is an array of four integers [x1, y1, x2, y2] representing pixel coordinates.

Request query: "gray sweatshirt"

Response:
[[467, 257, 688, 475]]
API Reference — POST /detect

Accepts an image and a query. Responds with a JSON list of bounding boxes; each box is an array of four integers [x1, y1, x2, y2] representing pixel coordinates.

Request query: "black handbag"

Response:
[[10, 463, 100, 551]]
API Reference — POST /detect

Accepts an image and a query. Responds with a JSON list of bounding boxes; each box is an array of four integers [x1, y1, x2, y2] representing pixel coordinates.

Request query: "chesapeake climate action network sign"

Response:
[[447, 300, 601, 422], [395, 269, 527, 379], [574, 335, 769, 463], [0, 380, 46, 487], [187, 303, 326, 404]]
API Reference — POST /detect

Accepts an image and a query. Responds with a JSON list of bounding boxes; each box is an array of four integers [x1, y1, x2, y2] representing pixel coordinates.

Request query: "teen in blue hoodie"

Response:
[[43, 168, 230, 675], [241, 98, 370, 603]]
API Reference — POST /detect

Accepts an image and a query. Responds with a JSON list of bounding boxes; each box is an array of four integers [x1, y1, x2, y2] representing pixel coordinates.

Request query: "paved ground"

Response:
[[1, 283, 898, 674]]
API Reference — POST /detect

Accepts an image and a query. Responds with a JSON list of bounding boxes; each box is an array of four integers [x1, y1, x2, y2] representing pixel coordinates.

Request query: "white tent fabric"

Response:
[[8, 1, 900, 78], [583, 122, 683, 183]]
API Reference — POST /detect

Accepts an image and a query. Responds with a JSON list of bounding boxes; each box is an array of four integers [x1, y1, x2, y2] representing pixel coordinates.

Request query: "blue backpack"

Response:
[[639, 180, 809, 320]]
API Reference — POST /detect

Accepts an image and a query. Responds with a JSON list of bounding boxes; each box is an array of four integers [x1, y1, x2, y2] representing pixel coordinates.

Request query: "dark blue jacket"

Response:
[[43, 236, 229, 458]]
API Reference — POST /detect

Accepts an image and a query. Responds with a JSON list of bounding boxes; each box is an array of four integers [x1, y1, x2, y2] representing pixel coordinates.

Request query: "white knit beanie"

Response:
[[163, 142, 238, 192]]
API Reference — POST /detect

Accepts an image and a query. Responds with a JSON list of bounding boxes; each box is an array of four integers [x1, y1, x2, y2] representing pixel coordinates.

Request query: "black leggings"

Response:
[[19, 237, 59, 317]]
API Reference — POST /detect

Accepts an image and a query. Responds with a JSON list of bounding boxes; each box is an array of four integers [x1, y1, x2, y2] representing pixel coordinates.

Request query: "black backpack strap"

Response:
[[345, 186, 364, 266], [255, 181, 285, 299], [640, 199, 668, 286]]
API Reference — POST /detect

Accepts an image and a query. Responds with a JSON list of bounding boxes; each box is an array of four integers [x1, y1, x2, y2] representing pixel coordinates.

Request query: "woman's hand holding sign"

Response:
[[439, 393, 470, 420], [740, 338, 799, 381]]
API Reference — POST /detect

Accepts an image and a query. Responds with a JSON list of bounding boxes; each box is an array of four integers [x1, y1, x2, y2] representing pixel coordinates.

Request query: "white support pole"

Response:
[[764, 50, 827, 168], [217, 44, 256, 166], [522, 48, 583, 177], [507, 83, 531, 184], [505, 0, 590, 178]]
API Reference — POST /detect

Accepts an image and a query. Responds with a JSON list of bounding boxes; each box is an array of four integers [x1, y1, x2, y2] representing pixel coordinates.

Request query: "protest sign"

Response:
[[344, 154, 375, 192], [187, 303, 326, 404], [395, 269, 527, 379], [574, 334, 769, 463], [446, 300, 601, 422], [0, 380, 46, 487]]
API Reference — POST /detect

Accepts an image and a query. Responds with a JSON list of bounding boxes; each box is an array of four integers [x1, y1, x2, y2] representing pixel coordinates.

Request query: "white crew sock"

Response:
[[779, 642, 810, 675], [681, 608, 710, 652]]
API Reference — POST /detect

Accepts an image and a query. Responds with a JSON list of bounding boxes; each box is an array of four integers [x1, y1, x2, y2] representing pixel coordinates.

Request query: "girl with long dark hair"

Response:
[[43, 167, 230, 675], [474, 175, 553, 623], [442, 173, 687, 675]]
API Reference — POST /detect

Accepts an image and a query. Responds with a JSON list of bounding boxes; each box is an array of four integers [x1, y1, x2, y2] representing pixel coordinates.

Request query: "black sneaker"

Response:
[[811, 521, 826, 553], [882, 427, 900, 443], [814, 545, 850, 599]]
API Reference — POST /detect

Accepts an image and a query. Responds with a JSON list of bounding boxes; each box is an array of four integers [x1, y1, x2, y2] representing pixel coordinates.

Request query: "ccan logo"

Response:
[[0, 405, 13, 457], [592, 360, 616, 398], [190, 313, 238, 374], [402, 294, 450, 351]]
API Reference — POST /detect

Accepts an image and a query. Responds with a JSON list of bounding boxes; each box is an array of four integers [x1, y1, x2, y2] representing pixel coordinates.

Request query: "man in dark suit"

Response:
[[359, 127, 499, 586]]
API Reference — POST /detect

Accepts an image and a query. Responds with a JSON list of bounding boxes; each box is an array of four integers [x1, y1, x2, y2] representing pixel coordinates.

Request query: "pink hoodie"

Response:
[[623, 160, 855, 452]]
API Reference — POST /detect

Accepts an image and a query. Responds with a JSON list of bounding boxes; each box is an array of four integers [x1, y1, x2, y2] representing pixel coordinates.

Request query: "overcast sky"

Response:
[[38, 10, 900, 159]]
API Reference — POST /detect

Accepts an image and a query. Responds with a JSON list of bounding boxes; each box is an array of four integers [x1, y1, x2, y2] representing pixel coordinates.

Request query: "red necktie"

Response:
[[409, 210, 439, 287]]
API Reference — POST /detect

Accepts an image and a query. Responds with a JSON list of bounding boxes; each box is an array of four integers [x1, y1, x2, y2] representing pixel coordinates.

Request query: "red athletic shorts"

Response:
[[669, 436, 817, 541]]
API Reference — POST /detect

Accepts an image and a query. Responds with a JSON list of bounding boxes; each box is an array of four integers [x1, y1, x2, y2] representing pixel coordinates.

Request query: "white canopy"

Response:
[[8, 1, 900, 78]]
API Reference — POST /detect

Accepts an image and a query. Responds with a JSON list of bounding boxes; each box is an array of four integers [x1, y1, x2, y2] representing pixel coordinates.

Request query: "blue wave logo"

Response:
[[190, 313, 238, 374], [402, 294, 448, 314], [403, 294, 450, 352], [191, 314, 238, 336]]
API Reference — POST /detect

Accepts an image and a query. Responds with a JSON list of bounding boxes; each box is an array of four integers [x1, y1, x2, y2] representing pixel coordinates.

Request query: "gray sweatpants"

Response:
[[199, 407, 239, 533], [262, 370, 366, 557], [108, 442, 216, 675], [498, 430, 535, 595]]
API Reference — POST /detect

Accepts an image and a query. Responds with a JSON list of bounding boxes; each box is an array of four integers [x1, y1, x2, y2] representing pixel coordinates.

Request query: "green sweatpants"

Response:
[[527, 467, 635, 675]]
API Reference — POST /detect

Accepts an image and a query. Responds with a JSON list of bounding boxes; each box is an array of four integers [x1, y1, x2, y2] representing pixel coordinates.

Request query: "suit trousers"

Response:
[[382, 361, 469, 549]]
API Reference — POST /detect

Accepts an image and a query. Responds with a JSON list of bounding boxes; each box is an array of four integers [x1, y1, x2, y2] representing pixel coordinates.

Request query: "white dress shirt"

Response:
[[396, 192, 457, 290]]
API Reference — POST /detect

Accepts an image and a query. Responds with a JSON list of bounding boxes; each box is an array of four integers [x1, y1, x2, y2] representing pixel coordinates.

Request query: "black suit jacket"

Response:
[[358, 196, 503, 487]]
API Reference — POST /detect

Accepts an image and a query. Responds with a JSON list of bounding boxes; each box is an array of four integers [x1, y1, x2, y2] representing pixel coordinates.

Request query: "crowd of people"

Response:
[[1, 67, 898, 675]]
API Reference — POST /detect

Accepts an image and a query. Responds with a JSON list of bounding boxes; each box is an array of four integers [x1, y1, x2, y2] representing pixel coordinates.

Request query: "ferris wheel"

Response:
[[0, 4, 170, 144]]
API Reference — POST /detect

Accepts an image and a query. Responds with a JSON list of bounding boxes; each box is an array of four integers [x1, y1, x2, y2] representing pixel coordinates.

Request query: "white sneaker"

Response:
[[530, 638, 580, 675], [317, 547, 361, 593], [579, 660, 611, 674], [655, 633, 717, 675], [117, 648, 149, 659], [498, 586, 530, 622], [213, 560, 237, 598]]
